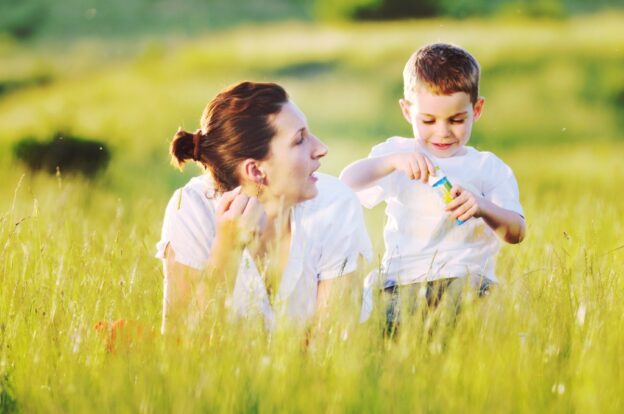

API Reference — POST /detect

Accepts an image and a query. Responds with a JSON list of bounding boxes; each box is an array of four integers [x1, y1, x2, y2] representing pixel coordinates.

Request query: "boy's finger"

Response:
[[445, 197, 461, 211], [458, 205, 477, 222], [451, 201, 471, 219], [416, 158, 428, 182], [408, 160, 419, 180], [450, 185, 462, 198], [459, 207, 477, 221], [446, 192, 467, 211], [425, 157, 435, 177]]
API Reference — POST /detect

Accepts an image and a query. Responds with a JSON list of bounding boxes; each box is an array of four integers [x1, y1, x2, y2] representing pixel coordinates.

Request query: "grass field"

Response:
[[1, 12, 624, 413]]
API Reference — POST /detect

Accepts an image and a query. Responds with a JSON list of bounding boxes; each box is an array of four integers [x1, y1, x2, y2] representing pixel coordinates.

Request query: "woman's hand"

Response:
[[388, 152, 435, 183], [216, 186, 267, 244]]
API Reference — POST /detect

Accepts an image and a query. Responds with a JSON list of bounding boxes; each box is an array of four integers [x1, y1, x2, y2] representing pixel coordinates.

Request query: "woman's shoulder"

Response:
[[165, 174, 217, 217], [182, 174, 217, 197]]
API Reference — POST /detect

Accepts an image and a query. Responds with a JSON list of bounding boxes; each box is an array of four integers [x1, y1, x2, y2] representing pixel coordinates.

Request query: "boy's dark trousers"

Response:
[[382, 277, 491, 337]]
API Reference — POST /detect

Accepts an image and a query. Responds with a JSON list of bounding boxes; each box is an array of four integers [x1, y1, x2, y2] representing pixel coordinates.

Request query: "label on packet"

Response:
[[428, 166, 464, 225]]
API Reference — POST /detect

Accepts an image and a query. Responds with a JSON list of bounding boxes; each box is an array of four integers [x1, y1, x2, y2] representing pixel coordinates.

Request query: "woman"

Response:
[[156, 81, 371, 333]]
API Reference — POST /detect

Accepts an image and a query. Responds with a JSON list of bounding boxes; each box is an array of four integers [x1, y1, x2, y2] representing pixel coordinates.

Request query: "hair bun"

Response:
[[169, 128, 196, 170]]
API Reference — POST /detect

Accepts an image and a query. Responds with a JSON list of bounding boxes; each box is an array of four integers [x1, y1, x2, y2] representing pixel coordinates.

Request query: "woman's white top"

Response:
[[357, 137, 524, 286], [156, 173, 372, 329]]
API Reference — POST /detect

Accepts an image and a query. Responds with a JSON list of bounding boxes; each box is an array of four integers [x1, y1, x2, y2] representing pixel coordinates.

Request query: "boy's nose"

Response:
[[436, 122, 451, 137]]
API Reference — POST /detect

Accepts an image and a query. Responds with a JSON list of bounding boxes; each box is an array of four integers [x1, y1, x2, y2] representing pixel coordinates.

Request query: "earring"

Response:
[[255, 177, 263, 198], [254, 167, 265, 197]]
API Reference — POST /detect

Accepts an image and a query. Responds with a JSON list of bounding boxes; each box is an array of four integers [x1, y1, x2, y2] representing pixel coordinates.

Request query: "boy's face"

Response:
[[400, 88, 484, 158]]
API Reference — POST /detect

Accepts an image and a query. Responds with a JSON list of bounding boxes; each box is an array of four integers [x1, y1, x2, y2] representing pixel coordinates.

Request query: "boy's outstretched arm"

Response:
[[340, 153, 434, 191], [446, 186, 526, 244]]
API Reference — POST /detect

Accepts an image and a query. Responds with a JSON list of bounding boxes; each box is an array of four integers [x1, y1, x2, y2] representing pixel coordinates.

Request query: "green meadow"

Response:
[[1, 11, 624, 412]]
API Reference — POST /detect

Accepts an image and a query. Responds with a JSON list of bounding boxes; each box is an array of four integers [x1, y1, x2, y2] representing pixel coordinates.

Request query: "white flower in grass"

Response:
[[576, 303, 587, 327], [551, 382, 565, 395]]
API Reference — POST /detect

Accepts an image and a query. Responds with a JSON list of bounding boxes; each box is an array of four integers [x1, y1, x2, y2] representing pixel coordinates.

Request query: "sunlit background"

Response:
[[1, 0, 623, 412]]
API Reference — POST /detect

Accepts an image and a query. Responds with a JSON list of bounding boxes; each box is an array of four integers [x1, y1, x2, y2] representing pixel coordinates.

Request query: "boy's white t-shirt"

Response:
[[357, 136, 524, 286], [156, 173, 372, 329]]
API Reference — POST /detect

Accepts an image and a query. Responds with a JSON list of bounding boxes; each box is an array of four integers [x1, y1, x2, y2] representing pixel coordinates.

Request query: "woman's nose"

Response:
[[312, 135, 328, 159]]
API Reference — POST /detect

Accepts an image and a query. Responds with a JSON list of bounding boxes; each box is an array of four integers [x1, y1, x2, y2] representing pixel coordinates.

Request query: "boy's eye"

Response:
[[450, 119, 465, 124], [421, 119, 435, 125]]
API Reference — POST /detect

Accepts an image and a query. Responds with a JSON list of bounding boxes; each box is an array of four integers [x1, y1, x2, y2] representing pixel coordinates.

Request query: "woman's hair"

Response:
[[170, 81, 289, 192]]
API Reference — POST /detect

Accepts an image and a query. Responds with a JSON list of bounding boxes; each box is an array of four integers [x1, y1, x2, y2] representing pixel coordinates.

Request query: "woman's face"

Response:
[[258, 101, 328, 206]]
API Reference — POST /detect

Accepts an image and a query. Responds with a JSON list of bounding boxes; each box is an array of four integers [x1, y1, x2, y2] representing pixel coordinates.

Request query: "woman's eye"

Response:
[[295, 131, 305, 145]]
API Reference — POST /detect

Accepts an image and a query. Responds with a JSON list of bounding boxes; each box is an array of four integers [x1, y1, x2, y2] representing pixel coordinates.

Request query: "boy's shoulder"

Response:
[[369, 136, 414, 157], [464, 147, 513, 171]]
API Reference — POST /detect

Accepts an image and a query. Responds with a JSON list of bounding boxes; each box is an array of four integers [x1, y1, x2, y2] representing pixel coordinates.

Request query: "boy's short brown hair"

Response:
[[403, 43, 480, 104]]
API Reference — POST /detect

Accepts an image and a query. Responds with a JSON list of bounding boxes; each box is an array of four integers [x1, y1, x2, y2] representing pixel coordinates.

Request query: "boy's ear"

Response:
[[399, 99, 413, 125], [473, 97, 485, 121]]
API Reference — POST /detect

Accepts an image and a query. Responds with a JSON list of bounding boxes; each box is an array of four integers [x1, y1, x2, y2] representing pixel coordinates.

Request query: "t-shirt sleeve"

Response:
[[155, 186, 216, 270], [317, 185, 373, 280], [355, 141, 403, 209], [482, 155, 524, 217]]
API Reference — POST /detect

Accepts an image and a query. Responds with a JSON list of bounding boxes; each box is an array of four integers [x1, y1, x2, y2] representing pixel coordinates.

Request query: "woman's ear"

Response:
[[240, 159, 266, 184], [399, 99, 413, 125]]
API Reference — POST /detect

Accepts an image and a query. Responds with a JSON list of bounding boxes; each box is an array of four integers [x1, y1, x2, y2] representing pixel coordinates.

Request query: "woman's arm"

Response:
[[162, 245, 205, 331], [312, 272, 362, 336], [162, 188, 266, 333], [162, 227, 245, 333]]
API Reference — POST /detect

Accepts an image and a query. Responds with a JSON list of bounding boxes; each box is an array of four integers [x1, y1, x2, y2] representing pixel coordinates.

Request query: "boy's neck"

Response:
[[414, 139, 469, 159]]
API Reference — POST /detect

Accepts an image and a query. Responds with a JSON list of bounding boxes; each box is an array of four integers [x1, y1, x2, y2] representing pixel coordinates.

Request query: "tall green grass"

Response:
[[1, 142, 623, 412]]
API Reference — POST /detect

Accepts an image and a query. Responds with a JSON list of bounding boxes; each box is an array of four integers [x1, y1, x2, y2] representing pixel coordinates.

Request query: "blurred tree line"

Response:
[[0, 0, 621, 40], [315, 0, 621, 20]]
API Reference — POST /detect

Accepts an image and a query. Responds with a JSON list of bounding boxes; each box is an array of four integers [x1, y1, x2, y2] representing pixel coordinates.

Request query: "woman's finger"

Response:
[[241, 197, 264, 224], [216, 186, 242, 216], [227, 194, 250, 217]]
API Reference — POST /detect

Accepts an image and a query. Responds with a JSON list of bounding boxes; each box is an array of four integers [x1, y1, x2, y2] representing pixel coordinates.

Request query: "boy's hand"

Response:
[[446, 185, 484, 222], [388, 152, 435, 183]]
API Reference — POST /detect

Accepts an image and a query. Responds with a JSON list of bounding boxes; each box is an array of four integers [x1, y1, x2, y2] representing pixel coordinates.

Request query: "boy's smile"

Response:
[[400, 89, 484, 158]]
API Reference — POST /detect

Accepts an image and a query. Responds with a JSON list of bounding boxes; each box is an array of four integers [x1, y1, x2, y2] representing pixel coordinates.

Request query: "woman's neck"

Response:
[[240, 182, 292, 240], [262, 195, 292, 240]]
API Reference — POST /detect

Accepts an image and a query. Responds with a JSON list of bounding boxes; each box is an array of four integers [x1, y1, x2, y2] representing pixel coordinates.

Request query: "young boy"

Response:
[[340, 43, 526, 325]]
